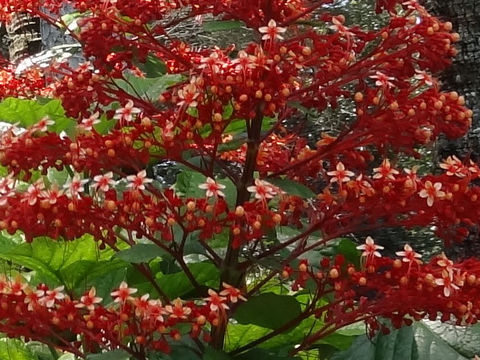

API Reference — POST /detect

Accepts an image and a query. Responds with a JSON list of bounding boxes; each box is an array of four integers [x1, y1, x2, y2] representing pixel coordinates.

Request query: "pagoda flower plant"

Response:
[[0, 0, 477, 359]]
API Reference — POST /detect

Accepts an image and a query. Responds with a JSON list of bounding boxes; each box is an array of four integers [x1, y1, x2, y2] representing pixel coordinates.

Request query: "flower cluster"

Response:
[[284, 237, 480, 348], [0, 277, 244, 356], [0, 0, 477, 357]]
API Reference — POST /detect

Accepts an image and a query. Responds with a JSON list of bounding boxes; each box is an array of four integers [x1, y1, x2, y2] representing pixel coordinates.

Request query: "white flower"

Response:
[[126, 170, 153, 191], [92, 172, 116, 192], [64, 175, 89, 198], [40, 286, 65, 308], [79, 111, 101, 131], [395, 244, 422, 263], [198, 177, 226, 198], [435, 276, 459, 297], [23, 179, 45, 205], [177, 82, 199, 108], [356, 236, 384, 258], [370, 71, 395, 88], [259, 19, 287, 41], [439, 155, 465, 178], [418, 181, 445, 207], [165, 298, 191, 319], [327, 162, 354, 183], [111, 281, 137, 303], [414, 69, 435, 87], [75, 287, 103, 311], [114, 100, 141, 123], [373, 159, 399, 180], [247, 179, 278, 200], [40, 185, 64, 205], [32, 116, 55, 132]]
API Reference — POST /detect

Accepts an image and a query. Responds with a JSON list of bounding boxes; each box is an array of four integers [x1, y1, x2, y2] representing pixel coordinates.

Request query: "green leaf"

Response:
[[142, 54, 167, 78], [87, 350, 130, 360], [222, 103, 234, 120], [60, 12, 83, 27], [46, 168, 70, 187], [336, 239, 361, 268], [233, 293, 302, 330], [203, 348, 233, 360], [0, 338, 38, 360], [267, 178, 315, 199], [113, 74, 184, 102], [0, 233, 125, 298], [225, 324, 270, 351], [115, 244, 165, 263], [93, 113, 116, 135], [175, 169, 237, 206], [156, 262, 219, 298], [203, 20, 244, 32], [0, 98, 76, 134], [331, 320, 480, 360], [58, 355, 76, 360], [234, 349, 299, 360], [152, 343, 202, 360], [218, 136, 247, 152], [224, 119, 247, 134]]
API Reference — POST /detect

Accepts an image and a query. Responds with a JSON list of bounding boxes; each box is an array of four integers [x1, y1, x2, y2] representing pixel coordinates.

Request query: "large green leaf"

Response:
[[331, 320, 480, 360], [0, 338, 39, 360], [175, 169, 237, 206], [155, 262, 219, 298], [203, 20, 245, 32], [0, 233, 128, 299], [331, 325, 417, 360], [141, 54, 167, 78], [113, 73, 184, 102], [204, 348, 232, 360], [233, 293, 302, 330], [0, 98, 76, 134], [87, 350, 130, 360], [267, 178, 315, 199], [234, 349, 299, 360], [115, 244, 165, 263], [151, 342, 202, 360]]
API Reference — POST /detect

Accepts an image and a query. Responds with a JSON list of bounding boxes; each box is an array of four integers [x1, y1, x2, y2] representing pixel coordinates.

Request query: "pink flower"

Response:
[[31, 116, 55, 132], [40, 185, 64, 205], [373, 159, 399, 180], [414, 69, 435, 87], [40, 286, 65, 308], [327, 162, 354, 183], [111, 281, 137, 303], [198, 177, 226, 197], [24, 288, 45, 311], [64, 175, 89, 198], [92, 172, 116, 192], [76, 287, 103, 311], [418, 181, 445, 207], [259, 19, 286, 41], [395, 244, 422, 263], [165, 298, 191, 319], [114, 100, 141, 123], [79, 111, 101, 131], [247, 179, 278, 200], [435, 275, 459, 297], [220, 282, 247, 303], [370, 71, 395, 88], [439, 155, 466, 178], [177, 82, 199, 108], [23, 179, 45, 205], [205, 289, 229, 312], [8, 276, 26, 295], [126, 170, 153, 191], [356, 236, 384, 258]]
